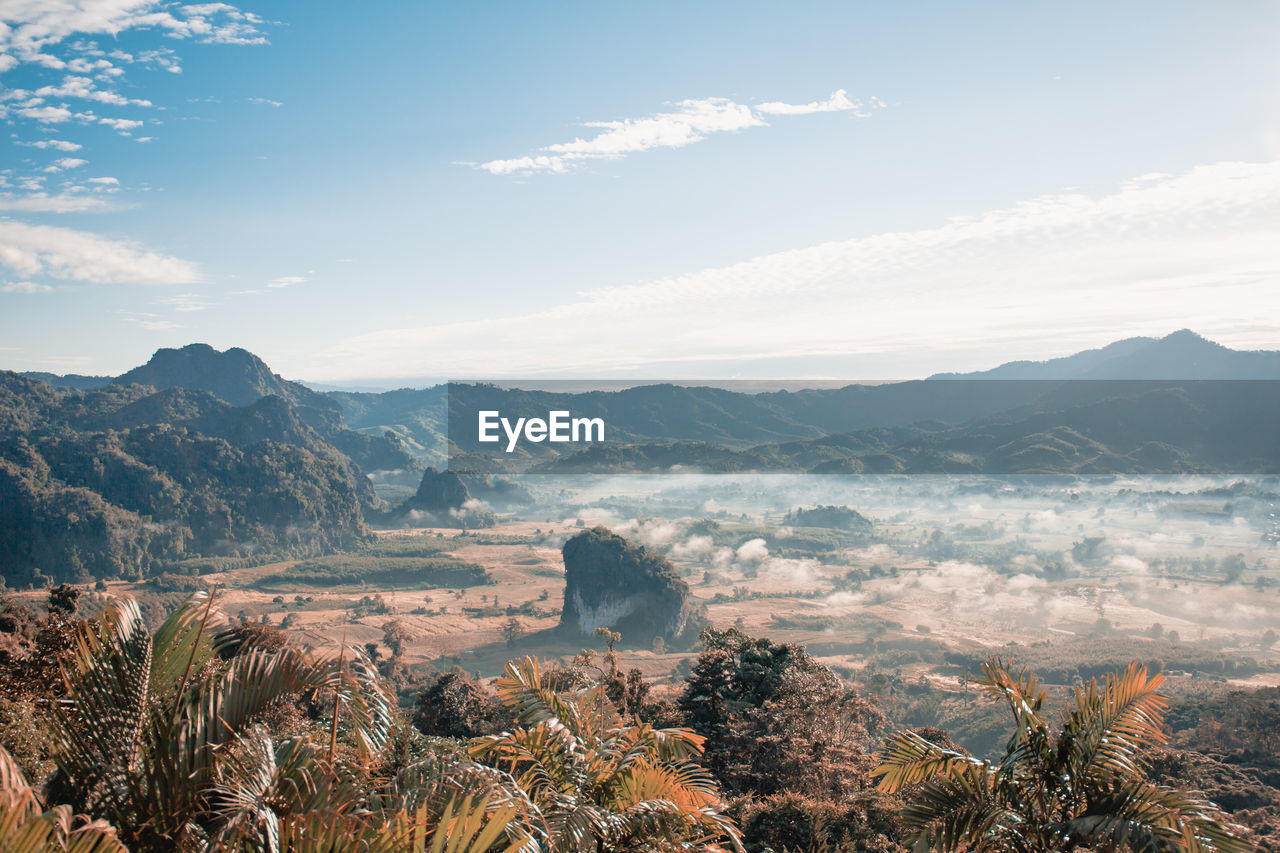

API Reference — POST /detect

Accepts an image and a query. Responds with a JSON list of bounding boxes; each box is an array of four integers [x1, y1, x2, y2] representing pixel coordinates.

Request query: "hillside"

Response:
[[0, 345, 421, 587], [315, 332, 1280, 469], [31, 344, 418, 476], [535, 381, 1280, 474]]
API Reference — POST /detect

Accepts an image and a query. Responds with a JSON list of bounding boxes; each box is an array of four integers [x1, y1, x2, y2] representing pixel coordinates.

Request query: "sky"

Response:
[[1, 1, 1279, 385]]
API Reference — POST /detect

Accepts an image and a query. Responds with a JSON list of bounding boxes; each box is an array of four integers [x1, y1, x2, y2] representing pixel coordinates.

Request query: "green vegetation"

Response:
[[875, 659, 1250, 851], [944, 638, 1264, 685], [0, 585, 1272, 852], [783, 505, 873, 532], [472, 656, 742, 851], [0, 372, 374, 588], [0, 590, 743, 853], [253, 555, 491, 591]]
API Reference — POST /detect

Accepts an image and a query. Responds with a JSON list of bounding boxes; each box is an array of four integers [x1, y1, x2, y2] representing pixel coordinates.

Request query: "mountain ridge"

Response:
[[929, 330, 1280, 380]]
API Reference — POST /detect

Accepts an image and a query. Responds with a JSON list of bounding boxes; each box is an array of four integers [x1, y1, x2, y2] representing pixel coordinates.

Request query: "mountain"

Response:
[[0, 343, 436, 589], [113, 343, 344, 429], [0, 371, 374, 588], [109, 344, 416, 475], [536, 380, 1280, 475], [323, 332, 1280, 469], [929, 330, 1280, 380]]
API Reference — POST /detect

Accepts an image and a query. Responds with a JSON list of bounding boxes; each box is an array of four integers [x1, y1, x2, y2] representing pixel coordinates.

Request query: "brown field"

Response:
[[65, 475, 1280, 697]]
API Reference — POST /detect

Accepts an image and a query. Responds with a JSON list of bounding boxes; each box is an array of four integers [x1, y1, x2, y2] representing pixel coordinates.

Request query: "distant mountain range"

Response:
[[3, 331, 1279, 584], [930, 330, 1280, 380], [4, 331, 1278, 586]]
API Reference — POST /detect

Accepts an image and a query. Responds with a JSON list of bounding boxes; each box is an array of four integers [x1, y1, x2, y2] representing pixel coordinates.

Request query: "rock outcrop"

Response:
[[402, 467, 471, 513], [560, 527, 694, 645], [394, 467, 495, 528]]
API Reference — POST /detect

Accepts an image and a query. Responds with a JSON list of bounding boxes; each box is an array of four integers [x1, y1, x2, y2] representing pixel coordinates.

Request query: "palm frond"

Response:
[[148, 590, 226, 710], [1061, 662, 1168, 787], [394, 795, 527, 853], [0, 745, 127, 853], [977, 657, 1047, 733], [1060, 779, 1254, 853], [899, 766, 1025, 852], [52, 598, 153, 816], [871, 729, 996, 793]]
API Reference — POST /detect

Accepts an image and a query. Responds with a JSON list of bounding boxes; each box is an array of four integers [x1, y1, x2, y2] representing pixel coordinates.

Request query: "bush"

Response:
[[731, 792, 902, 853], [254, 555, 491, 590]]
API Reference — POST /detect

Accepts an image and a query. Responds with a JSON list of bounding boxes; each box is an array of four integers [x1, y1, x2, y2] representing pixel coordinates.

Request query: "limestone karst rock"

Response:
[[560, 527, 695, 645], [402, 467, 471, 514]]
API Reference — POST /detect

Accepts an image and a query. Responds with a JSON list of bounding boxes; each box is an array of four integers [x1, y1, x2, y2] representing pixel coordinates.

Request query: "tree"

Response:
[[873, 658, 1251, 852], [678, 628, 884, 799], [41, 591, 531, 853], [501, 617, 524, 648], [413, 670, 511, 739], [44, 592, 394, 851], [471, 656, 743, 852]]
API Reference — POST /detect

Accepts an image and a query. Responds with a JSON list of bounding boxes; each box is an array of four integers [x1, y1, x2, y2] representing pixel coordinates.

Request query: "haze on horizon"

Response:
[[1, 1, 1278, 381]]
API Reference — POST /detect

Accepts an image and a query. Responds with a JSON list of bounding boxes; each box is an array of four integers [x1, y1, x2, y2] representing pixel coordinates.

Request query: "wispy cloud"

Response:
[[1, 280, 53, 293], [34, 74, 153, 106], [0, 2, 267, 59], [121, 312, 182, 330], [315, 160, 1280, 378], [267, 275, 306, 288], [157, 292, 209, 312], [0, 1, 271, 211], [43, 157, 88, 172], [0, 193, 111, 212], [755, 90, 878, 116], [247, 96, 281, 107], [474, 90, 878, 176], [0, 221, 200, 284], [16, 138, 82, 151], [97, 116, 142, 131]]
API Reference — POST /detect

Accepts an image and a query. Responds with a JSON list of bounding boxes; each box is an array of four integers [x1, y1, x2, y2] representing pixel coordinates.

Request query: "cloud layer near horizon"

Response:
[[315, 160, 1280, 379]]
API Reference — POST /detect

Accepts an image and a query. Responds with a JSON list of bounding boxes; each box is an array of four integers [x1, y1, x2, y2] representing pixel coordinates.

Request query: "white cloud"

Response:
[[755, 89, 866, 116], [17, 104, 72, 122], [43, 156, 88, 171], [1, 280, 53, 293], [0, 221, 200, 284], [126, 316, 181, 330], [97, 116, 142, 131], [314, 160, 1280, 379], [34, 74, 152, 106], [247, 96, 281, 107], [157, 292, 208, 311], [16, 138, 82, 150], [476, 91, 876, 175], [86, 176, 118, 185], [0, 1, 269, 197], [0, 192, 109, 211], [267, 275, 306, 288], [0, 2, 267, 59]]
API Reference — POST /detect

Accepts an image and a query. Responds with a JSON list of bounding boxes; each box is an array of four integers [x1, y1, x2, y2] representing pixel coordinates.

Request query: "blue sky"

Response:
[[1, 1, 1278, 383]]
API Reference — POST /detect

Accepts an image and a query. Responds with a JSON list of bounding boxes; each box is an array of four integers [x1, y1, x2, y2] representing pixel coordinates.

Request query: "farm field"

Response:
[[75, 474, 1280, 711]]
